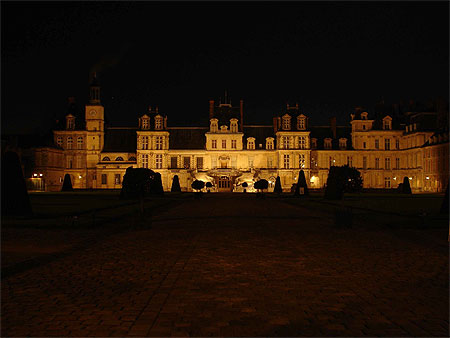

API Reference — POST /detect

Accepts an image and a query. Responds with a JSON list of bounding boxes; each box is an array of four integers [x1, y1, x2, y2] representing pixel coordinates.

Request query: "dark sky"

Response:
[[2, 1, 449, 134]]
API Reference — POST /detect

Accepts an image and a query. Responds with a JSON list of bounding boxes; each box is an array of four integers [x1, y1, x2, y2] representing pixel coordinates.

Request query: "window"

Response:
[[395, 157, 400, 169], [385, 139, 390, 150], [57, 136, 63, 147], [297, 117, 306, 130], [155, 116, 163, 130], [362, 124, 366, 130], [375, 158, 380, 169], [141, 118, 149, 129], [363, 156, 367, 169], [156, 136, 163, 150], [230, 119, 238, 132], [324, 138, 332, 149], [299, 154, 305, 168], [67, 137, 73, 149], [266, 138, 274, 150], [363, 141, 366, 149], [67, 117, 74, 130], [115, 157, 124, 161], [128, 156, 136, 161], [231, 156, 237, 168], [247, 138, 255, 150], [212, 139, 217, 149], [222, 140, 227, 149], [311, 138, 317, 149], [170, 156, 177, 169], [299, 136, 306, 149], [211, 157, 217, 168], [347, 156, 353, 167], [282, 116, 291, 130], [196, 157, 203, 169], [183, 156, 190, 169], [101, 174, 107, 185], [385, 157, 391, 170], [102, 157, 110, 161], [68, 158, 73, 169], [156, 154, 163, 169], [383, 119, 391, 130], [384, 177, 391, 188], [283, 137, 289, 149], [339, 138, 347, 149], [142, 154, 149, 168], [77, 137, 83, 149], [396, 139, 400, 149], [375, 139, 379, 149], [248, 156, 254, 168], [210, 119, 218, 132], [283, 154, 290, 169], [142, 136, 149, 150], [115, 174, 121, 185], [231, 140, 237, 149], [267, 157, 273, 168]]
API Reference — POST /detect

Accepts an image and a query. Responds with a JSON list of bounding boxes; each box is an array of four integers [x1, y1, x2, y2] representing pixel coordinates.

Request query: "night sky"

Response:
[[2, 1, 449, 134]]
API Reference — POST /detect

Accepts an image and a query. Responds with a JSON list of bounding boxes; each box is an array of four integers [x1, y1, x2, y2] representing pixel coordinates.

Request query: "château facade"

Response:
[[30, 78, 449, 193]]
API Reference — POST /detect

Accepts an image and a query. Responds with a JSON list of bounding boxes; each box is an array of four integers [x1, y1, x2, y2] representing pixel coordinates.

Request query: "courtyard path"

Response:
[[2, 194, 448, 337]]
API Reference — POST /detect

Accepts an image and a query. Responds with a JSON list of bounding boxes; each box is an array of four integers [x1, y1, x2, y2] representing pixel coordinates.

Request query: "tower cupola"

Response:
[[89, 72, 101, 105]]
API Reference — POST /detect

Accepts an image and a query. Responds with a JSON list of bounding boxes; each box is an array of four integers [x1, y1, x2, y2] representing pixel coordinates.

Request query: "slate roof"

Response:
[[102, 128, 137, 153], [167, 127, 208, 150], [243, 125, 275, 149], [310, 126, 353, 150]]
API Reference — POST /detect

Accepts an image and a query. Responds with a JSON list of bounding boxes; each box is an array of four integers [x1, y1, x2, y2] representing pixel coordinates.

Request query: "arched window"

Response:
[[77, 137, 83, 149], [128, 156, 137, 161], [67, 137, 73, 149], [56, 136, 63, 147], [115, 157, 124, 161], [102, 156, 110, 161]]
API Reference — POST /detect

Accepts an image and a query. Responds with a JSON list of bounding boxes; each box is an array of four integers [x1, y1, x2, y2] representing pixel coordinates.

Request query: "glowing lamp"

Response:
[[409, 177, 412, 180], [79, 175, 82, 179], [39, 173, 43, 177], [393, 177, 397, 180], [33, 173, 37, 177], [426, 176, 429, 180]]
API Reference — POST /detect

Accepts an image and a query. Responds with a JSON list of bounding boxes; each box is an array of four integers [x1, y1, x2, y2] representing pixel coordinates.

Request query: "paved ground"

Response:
[[2, 194, 449, 337]]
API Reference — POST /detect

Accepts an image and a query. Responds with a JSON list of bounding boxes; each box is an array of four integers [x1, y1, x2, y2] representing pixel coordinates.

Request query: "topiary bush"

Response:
[[254, 179, 268, 197], [61, 173, 73, 192], [402, 176, 412, 194], [294, 170, 309, 197], [152, 172, 164, 195], [1, 151, 33, 216], [273, 176, 282, 194], [205, 181, 212, 193], [191, 180, 205, 198], [171, 175, 181, 192]]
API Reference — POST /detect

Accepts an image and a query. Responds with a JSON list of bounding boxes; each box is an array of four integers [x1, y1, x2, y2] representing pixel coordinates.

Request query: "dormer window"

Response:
[[266, 137, 274, 150], [339, 138, 347, 149], [102, 156, 110, 161], [297, 115, 306, 130], [66, 115, 75, 130], [230, 119, 238, 133], [210, 119, 218, 133], [282, 114, 291, 130], [247, 137, 255, 150], [324, 138, 332, 149], [56, 136, 63, 147], [140, 115, 150, 130], [311, 138, 317, 149], [361, 112, 368, 120], [382, 116, 392, 130], [115, 157, 124, 161], [155, 115, 163, 130]]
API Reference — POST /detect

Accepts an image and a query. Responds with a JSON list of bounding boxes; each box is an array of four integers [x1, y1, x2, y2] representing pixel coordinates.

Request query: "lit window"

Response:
[[77, 137, 83, 149], [297, 117, 306, 130], [142, 136, 149, 150], [141, 117, 150, 129], [282, 116, 291, 130], [212, 140, 217, 149], [299, 154, 305, 168], [222, 140, 227, 149], [142, 154, 149, 168], [283, 137, 289, 149], [67, 137, 73, 149], [155, 116, 163, 130], [156, 154, 163, 169], [299, 136, 306, 149], [385, 139, 390, 150], [385, 157, 391, 170], [266, 138, 274, 150], [247, 138, 255, 150], [231, 140, 237, 149], [57, 136, 63, 147], [283, 154, 290, 169], [156, 136, 163, 150]]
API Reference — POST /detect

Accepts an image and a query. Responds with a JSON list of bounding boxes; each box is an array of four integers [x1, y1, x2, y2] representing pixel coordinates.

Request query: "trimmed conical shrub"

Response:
[[1, 151, 33, 216], [273, 176, 282, 194], [171, 175, 181, 192], [152, 172, 164, 195], [294, 170, 309, 197], [402, 176, 412, 194], [61, 173, 73, 191]]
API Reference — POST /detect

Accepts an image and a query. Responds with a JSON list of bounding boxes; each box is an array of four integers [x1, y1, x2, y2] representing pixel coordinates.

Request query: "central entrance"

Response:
[[218, 176, 231, 192]]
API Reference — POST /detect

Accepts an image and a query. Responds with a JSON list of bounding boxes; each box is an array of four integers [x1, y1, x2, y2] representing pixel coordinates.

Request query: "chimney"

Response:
[[240, 99, 244, 131], [330, 116, 337, 139], [273, 117, 278, 133], [209, 100, 214, 119]]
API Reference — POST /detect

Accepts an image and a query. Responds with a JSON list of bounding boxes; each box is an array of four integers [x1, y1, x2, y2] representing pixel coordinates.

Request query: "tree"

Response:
[[254, 179, 269, 197], [325, 165, 363, 200], [273, 176, 282, 194], [402, 176, 412, 194], [61, 173, 73, 192], [191, 180, 205, 192], [205, 181, 212, 193], [171, 175, 181, 192], [294, 170, 309, 197], [121, 167, 156, 199], [344, 166, 363, 193], [1, 151, 33, 216]]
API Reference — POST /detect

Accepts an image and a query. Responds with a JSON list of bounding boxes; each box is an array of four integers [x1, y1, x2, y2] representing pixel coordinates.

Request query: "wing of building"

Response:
[[11, 77, 449, 193]]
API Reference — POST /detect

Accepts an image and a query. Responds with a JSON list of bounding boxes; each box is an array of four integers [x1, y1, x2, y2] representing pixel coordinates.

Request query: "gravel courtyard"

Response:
[[2, 194, 448, 337]]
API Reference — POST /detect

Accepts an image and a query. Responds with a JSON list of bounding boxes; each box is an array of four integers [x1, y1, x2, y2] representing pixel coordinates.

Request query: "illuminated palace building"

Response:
[[29, 78, 448, 192]]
